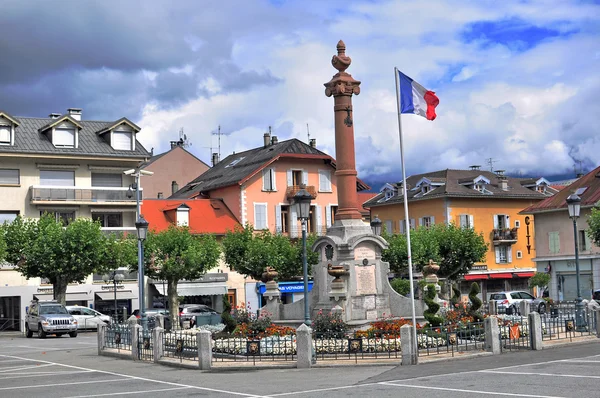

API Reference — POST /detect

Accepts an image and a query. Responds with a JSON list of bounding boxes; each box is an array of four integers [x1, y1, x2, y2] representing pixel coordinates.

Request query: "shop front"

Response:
[[94, 287, 137, 320], [538, 258, 595, 301], [257, 281, 314, 306], [461, 266, 536, 300], [149, 273, 229, 313]]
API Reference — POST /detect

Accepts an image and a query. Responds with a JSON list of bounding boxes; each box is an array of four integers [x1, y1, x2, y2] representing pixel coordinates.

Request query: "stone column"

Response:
[[324, 40, 362, 221], [296, 324, 313, 369], [595, 309, 600, 338], [197, 330, 212, 370], [529, 312, 543, 350], [97, 323, 106, 355], [155, 314, 164, 329], [489, 300, 497, 315], [400, 324, 417, 365], [484, 316, 500, 354], [153, 327, 164, 363], [131, 324, 141, 361], [519, 301, 530, 317]]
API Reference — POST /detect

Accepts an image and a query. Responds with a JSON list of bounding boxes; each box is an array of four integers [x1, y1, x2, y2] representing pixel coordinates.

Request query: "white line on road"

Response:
[[0, 363, 52, 373], [561, 360, 600, 363], [479, 370, 600, 379], [64, 386, 192, 397], [0, 378, 129, 391], [0, 354, 261, 397], [378, 382, 566, 398], [0, 371, 94, 381], [263, 382, 380, 397]]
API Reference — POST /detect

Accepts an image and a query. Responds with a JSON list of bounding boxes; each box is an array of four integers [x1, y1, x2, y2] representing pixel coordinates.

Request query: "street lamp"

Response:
[[102, 271, 125, 322], [370, 215, 382, 236], [135, 214, 149, 333], [294, 188, 312, 327], [566, 193, 586, 331]]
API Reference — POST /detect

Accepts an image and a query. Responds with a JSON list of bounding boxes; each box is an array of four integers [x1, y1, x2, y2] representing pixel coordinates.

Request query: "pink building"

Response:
[[172, 134, 370, 236]]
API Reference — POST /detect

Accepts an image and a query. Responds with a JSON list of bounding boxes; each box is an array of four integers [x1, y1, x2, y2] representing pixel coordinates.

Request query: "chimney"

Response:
[[469, 165, 481, 171], [171, 180, 179, 195], [67, 108, 82, 121], [263, 126, 272, 148], [170, 140, 179, 149], [309, 138, 316, 148], [271, 136, 278, 145], [211, 152, 220, 166], [157, 192, 164, 199], [495, 169, 505, 177]]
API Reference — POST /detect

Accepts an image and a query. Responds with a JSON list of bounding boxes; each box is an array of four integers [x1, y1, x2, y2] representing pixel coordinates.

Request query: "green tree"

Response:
[[529, 272, 551, 297], [588, 207, 600, 246], [142, 226, 221, 326], [0, 224, 7, 263], [100, 233, 138, 275], [390, 278, 411, 296]]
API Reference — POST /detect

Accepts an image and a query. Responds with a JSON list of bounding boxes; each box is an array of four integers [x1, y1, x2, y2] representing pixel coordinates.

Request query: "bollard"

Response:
[[484, 316, 501, 354], [401, 324, 417, 365], [97, 323, 107, 355], [197, 330, 212, 370], [528, 312, 543, 350], [131, 324, 141, 361], [153, 327, 164, 363], [519, 301, 530, 317], [595, 309, 600, 338], [296, 324, 313, 369], [488, 300, 497, 315]]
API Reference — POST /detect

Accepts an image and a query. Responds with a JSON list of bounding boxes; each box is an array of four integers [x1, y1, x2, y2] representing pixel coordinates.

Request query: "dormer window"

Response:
[[112, 130, 133, 150], [0, 125, 10, 145], [0, 112, 20, 146], [421, 185, 431, 194], [38, 116, 81, 149], [54, 127, 76, 148], [385, 190, 394, 200]]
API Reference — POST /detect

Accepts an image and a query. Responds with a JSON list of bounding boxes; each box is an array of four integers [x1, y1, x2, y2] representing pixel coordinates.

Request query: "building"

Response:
[[141, 139, 210, 199], [522, 166, 600, 301], [364, 168, 557, 299], [0, 108, 150, 330], [171, 133, 370, 237], [140, 198, 245, 312]]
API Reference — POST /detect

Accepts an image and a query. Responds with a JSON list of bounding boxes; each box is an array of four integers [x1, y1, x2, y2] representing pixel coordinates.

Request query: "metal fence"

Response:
[[499, 315, 530, 351], [417, 321, 486, 357], [138, 329, 154, 361], [541, 305, 596, 342], [213, 332, 297, 364], [163, 330, 199, 363], [104, 323, 132, 353], [313, 330, 401, 363]]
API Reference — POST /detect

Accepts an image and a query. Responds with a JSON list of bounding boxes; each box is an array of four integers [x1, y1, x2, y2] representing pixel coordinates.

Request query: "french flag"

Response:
[[397, 70, 439, 121]]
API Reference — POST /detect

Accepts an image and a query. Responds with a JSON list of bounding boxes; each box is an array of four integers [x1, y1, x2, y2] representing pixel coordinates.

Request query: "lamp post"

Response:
[[102, 270, 124, 322], [294, 188, 313, 327], [370, 215, 382, 236], [566, 193, 586, 331], [135, 214, 149, 333]]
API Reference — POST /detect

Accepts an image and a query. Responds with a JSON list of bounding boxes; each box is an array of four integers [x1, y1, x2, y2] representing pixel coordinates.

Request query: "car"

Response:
[[66, 306, 111, 330], [489, 291, 547, 315], [179, 304, 219, 327], [25, 300, 78, 339], [593, 290, 600, 301]]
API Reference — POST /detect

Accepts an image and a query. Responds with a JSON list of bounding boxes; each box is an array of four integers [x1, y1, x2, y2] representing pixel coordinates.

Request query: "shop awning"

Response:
[[490, 273, 513, 279], [34, 292, 92, 301], [95, 290, 137, 300], [464, 274, 488, 281], [514, 272, 535, 278], [153, 282, 227, 297]]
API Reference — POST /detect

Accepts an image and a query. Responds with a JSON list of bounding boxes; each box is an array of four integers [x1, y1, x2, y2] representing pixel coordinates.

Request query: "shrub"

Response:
[[221, 295, 237, 333], [423, 283, 443, 327], [390, 278, 411, 296], [312, 309, 348, 338], [468, 282, 483, 321], [450, 285, 461, 308], [357, 315, 412, 338], [232, 303, 253, 325]]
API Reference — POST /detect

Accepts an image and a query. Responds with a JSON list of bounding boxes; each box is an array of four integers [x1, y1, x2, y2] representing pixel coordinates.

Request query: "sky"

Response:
[[2, 0, 599, 189]]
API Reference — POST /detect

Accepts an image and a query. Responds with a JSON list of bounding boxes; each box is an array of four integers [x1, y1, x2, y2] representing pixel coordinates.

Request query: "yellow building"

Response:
[[364, 168, 557, 299]]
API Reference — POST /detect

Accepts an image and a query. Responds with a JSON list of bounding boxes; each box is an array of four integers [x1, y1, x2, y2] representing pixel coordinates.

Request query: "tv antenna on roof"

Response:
[[307, 123, 310, 143], [486, 158, 497, 172], [178, 127, 192, 148], [211, 125, 223, 160]]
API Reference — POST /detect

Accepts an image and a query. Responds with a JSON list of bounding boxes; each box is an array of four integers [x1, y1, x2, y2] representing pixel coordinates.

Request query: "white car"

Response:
[[66, 306, 111, 330]]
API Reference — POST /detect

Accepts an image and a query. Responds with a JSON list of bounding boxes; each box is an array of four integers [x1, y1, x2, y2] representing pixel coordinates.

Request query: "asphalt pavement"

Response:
[[0, 332, 599, 397]]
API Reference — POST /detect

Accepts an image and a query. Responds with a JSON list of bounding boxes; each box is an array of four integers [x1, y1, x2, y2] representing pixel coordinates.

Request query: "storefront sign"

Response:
[[101, 285, 125, 290], [37, 287, 53, 293], [471, 265, 488, 271], [258, 281, 313, 294]]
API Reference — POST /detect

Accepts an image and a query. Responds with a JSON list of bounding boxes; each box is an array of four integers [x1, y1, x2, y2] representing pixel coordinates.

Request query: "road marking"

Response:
[[0, 363, 52, 373], [0, 371, 94, 380], [0, 378, 129, 391], [264, 382, 380, 397], [378, 382, 566, 398], [561, 359, 600, 363], [480, 370, 600, 379], [0, 354, 261, 397], [64, 386, 191, 397]]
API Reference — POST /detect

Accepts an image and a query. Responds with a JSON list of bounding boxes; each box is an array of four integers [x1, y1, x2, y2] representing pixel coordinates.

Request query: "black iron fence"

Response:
[[499, 315, 530, 351], [138, 329, 154, 361], [104, 323, 132, 352], [213, 332, 297, 364], [313, 330, 401, 363], [163, 330, 199, 363], [417, 321, 486, 357], [541, 305, 596, 342]]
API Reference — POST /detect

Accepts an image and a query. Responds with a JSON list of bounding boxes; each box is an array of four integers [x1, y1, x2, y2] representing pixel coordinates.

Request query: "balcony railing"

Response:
[[285, 185, 317, 200], [492, 228, 518, 244], [101, 227, 137, 236], [276, 225, 328, 237], [30, 186, 141, 204]]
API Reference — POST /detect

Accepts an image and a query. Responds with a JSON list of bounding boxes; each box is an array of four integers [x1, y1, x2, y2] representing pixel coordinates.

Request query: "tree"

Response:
[[588, 207, 600, 246], [0, 224, 7, 263], [100, 233, 138, 275], [529, 272, 551, 297], [142, 226, 221, 326], [4, 215, 107, 305]]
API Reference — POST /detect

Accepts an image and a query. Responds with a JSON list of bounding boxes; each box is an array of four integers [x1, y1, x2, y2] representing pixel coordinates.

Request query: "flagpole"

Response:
[[394, 67, 418, 364]]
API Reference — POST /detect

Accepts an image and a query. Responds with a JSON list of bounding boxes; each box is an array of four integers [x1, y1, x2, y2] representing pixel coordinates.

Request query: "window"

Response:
[[510, 292, 521, 300], [319, 170, 332, 192], [41, 211, 75, 225], [514, 220, 521, 228], [548, 231, 560, 254], [40, 170, 75, 186], [177, 208, 189, 226], [579, 230, 591, 251], [93, 213, 123, 228], [495, 246, 511, 263], [385, 220, 393, 234], [421, 216, 434, 228], [292, 170, 303, 186], [112, 131, 132, 150], [91, 173, 122, 187], [399, 220, 406, 234], [225, 157, 245, 168], [494, 214, 509, 230], [280, 205, 289, 233], [0, 169, 19, 185], [0, 211, 19, 224], [254, 203, 267, 230], [490, 293, 506, 301], [459, 214, 474, 228], [0, 125, 10, 144], [54, 127, 75, 147], [262, 168, 276, 191], [516, 250, 523, 259], [330, 205, 338, 224], [519, 292, 535, 300]]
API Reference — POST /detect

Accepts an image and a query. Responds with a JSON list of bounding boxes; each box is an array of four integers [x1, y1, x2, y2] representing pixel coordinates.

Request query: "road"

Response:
[[0, 332, 599, 397]]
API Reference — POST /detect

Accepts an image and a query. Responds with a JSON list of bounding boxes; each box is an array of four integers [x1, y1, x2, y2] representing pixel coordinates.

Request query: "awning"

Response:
[[464, 274, 488, 281], [490, 273, 514, 279], [34, 292, 92, 301], [153, 282, 227, 297], [514, 272, 535, 278], [95, 290, 137, 300]]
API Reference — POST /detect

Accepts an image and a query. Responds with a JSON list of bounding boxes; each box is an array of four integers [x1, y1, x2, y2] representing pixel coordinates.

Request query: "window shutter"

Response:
[[40, 170, 75, 186], [325, 205, 332, 227], [459, 215, 466, 228], [290, 205, 298, 237], [315, 205, 323, 234], [430, 216, 435, 225], [469, 215, 474, 229], [548, 232, 554, 253], [554, 232, 560, 253], [275, 204, 282, 233], [507, 248, 513, 263], [505, 215, 510, 228], [418, 217, 423, 227], [399, 220, 405, 234], [325, 171, 332, 191], [493, 215, 499, 229], [270, 169, 276, 191], [319, 170, 325, 191], [585, 231, 592, 251], [112, 131, 132, 150], [0, 169, 19, 184], [495, 247, 500, 263], [54, 128, 75, 146], [302, 170, 308, 186], [410, 218, 416, 230], [385, 220, 393, 234], [262, 169, 268, 190], [91, 173, 122, 187], [287, 170, 293, 186], [0, 126, 10, 143]]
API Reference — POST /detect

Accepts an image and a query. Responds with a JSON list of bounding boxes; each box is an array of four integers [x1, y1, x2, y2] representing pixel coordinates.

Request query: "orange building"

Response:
[[364, 168, 557, 299], [172, 134, 370, 237]]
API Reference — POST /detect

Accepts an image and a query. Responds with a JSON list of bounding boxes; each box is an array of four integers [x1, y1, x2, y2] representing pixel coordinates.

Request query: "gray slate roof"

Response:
[[0, 116, 150, 159], [171, 138, 331, 198], [365, 169, 554, 208]]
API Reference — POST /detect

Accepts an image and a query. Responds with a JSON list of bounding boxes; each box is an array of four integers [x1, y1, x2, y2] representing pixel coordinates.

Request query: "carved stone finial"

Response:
[[325, 40, 360, 97], [332, 40, 351, 73]]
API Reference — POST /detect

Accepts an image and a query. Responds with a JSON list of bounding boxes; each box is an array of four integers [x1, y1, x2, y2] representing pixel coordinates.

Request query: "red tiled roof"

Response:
[[522, 165, 600, 214], [141, 199, 240, 235]]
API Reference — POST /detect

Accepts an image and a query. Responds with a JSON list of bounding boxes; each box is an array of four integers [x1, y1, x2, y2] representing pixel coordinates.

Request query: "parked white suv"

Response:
[[489, 291, 547, 315], [66, 306, 111, 330], [25, 300, 78, 338]]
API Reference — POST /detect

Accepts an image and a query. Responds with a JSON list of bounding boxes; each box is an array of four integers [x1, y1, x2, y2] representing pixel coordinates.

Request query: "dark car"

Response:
[[179, 304, 219, 328]]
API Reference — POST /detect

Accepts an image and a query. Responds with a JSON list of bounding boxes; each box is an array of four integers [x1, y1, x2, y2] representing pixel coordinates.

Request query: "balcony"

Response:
[[285, 185, 317, 201], [101, 227, 137, 236], [492, 228, 518, 245], [30, 186, 141, 205], [276, 225, 328, 237]]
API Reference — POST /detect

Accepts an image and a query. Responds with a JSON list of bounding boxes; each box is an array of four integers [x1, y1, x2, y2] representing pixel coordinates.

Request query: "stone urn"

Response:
[[261, 266, 278, 283], [327, 263, 346, 282], [423, 259, 440, 283]]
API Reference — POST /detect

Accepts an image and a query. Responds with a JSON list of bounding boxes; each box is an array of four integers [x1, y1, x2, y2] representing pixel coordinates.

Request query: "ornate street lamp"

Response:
[[135, 214, 150, 333], [370, 215, 382, 236], [103, 271, 125, 322], [294, 188, 312, 327], [566, 193, 586, 331]]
